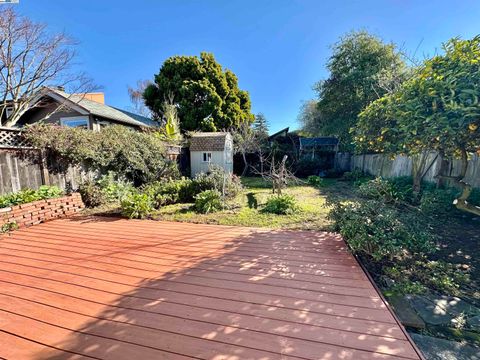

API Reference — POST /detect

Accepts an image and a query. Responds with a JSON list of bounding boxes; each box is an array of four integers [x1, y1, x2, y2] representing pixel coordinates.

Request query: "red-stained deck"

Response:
[[0, 217, 422, 360]]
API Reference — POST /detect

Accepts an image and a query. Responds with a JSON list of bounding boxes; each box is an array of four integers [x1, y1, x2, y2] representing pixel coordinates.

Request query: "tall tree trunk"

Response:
[[435, 150, 449, 188], [411, 151, 428, 196]]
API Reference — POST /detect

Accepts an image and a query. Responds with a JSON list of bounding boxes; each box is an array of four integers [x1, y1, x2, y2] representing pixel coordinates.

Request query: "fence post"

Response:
[[39, 150, 50, 186]]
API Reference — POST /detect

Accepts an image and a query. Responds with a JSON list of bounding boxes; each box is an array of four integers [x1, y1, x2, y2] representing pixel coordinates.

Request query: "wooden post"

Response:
[[39, 150, 50, 186]]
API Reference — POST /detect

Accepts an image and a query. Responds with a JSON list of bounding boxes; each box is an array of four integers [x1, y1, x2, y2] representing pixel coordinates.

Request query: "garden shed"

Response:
[[189, 132, 233, 177]]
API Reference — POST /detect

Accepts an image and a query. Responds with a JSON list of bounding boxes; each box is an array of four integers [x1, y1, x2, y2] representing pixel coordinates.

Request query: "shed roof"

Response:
[[190, 132, 229, 151]]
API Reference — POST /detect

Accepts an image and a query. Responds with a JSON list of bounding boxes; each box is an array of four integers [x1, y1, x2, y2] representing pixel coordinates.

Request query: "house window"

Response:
[[203, 152, 212, 162], [5, 106, 14, 119], [60, 116, 89, 129]]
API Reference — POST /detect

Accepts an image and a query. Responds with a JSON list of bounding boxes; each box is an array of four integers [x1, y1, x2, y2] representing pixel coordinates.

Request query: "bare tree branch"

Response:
[[0, 8, 97, 127]]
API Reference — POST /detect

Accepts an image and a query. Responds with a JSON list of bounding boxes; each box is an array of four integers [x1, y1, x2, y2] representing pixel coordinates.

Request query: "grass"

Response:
[[153, 177, 351, 230]]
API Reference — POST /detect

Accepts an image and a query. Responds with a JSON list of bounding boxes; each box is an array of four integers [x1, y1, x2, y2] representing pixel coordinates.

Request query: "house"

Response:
[[189, 132, 233, 177], [1, 87, 155, 130]]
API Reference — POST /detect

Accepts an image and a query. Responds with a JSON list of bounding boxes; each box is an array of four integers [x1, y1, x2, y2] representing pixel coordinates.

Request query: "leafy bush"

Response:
[[96, 172, 134, 202], [342, 170, 365, 182], [328, 199, 435, 261], [419, 187, 459, 217], [78, 180, 106, 208], [194, 189, 223, 214], [142, 177, 196, 208], [193, 166, 242, 199], [307, 175, 325, 187], [24, 124, 178, 186], [121, 192, 154, 219], [0, 185, 63, 208], [358, 177, 410, 204], [262, 194, 299, 215]]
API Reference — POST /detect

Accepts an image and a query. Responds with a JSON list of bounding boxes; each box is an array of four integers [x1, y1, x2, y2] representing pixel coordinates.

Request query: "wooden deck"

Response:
[[0, 217, 422, 360]]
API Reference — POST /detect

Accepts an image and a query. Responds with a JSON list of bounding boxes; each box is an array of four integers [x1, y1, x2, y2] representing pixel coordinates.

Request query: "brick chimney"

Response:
[[80, 92, 105, 104]]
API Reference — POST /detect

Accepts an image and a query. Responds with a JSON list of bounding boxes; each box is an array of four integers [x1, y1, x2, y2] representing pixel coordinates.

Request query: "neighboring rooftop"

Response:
[[189, 132, 229, 151], [48, 88, 154, 128], [299, 137, 339, 148]]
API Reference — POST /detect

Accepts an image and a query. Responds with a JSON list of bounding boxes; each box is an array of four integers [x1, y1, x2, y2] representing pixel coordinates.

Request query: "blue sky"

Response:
[[13, 0, 480, 133]]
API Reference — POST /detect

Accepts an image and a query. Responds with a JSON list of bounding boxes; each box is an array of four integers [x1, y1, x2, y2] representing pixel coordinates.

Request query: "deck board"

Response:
[[0, 217, 422, 359]]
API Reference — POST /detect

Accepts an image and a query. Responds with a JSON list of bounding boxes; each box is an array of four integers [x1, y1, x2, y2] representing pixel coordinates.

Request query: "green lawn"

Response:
[[153, 177, 351, 229]]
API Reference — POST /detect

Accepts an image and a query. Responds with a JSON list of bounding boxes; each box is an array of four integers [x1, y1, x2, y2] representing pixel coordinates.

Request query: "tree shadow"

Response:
[[24, 218, 417, 359]]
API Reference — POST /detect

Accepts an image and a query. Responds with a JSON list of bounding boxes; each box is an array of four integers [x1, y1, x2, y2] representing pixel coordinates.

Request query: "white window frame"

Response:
[[60, 116, 89, 129], [202, 152, 212, 163], [5, 106, 14, 119]]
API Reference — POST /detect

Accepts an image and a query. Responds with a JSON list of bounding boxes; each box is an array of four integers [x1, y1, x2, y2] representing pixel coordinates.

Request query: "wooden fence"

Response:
[[0, 128, 88, 195], [335, 151, 480, 189]]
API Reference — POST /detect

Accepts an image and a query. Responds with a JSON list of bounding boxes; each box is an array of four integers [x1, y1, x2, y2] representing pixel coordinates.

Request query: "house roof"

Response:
[[189, 132, 229, 151], [47, 88, 154, 127], [299, 137, 339, 148], [268, 127, 289, 141]]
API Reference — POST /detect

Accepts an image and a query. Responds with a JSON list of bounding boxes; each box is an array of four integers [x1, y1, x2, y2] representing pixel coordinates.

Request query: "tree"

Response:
[[0, 8, 94, 127], [127, 80, 152, 118], [232, 121, 264, 176], [158, 98, 182, 144], [311, 30, 406, 148], [143, 52, 254, 132], [355, 36, 480, 215], [253, 113, 269, 137], [297, 100, 320, 136]]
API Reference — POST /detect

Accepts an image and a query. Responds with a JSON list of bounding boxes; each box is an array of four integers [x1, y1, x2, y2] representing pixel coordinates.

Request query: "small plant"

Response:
[[342, 170, 364, 182], [97, 172, 134, 202], [121, 192, 154, 219], [0, 185, 63, 208], [262, 194, 299, 215], [194, 189, 223, 214], [36, 185, 63, 199], [1, 221, 18, 233], [78, 180, 106, 208], [420, 187, 459, 217], [357, 177, 409, 204], [307, 175, 324, 188]]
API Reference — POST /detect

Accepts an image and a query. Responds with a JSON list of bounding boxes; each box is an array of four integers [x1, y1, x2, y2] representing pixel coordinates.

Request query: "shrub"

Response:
[[328, 199, 435, 261], [194, 189, 223, 214], [307, 175, 324, 187], [192, 166, 242, 199], [0, 185, 63, 208], [420, 187, 459, 217], [358, 177, 409, 204], [96, 172, 134, 202], [121, 192, 154, 219], [342, 170, 364, 182], [78, 180, 106, 208], [24, 124, 178, 186], [141, 177, 196, 208], [262, 194, 299, 215]]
